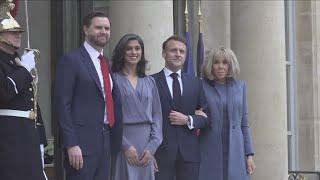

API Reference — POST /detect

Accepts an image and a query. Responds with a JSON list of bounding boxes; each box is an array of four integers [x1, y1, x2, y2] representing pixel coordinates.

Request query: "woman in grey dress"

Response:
[[111, 33, 162, 180], [198, 47, 256, 180]]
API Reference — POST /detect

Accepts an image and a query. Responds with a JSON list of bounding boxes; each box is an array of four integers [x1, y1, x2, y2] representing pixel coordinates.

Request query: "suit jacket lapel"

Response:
[[208, 80, 223, 132], [110, 72, 116, 93], [181, 73, 189, 101], [158, 70, 173, 105], [211, 81, 223, 113], [226, 79, 234, 122], [79, 46, 103, 96]]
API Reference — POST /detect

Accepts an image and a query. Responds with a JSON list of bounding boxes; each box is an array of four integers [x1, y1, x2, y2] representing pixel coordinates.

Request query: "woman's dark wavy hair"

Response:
[[111, 33, 147, 77]]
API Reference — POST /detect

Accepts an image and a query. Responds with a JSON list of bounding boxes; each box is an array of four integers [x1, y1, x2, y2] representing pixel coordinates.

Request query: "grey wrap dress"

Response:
[[113, 72, 163, 180]]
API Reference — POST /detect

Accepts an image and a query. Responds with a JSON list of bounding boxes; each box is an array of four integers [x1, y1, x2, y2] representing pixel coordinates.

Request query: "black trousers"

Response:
[[65, 127, 111, 180], [0, 117, 46, 180], [155, 149, 200, 180]]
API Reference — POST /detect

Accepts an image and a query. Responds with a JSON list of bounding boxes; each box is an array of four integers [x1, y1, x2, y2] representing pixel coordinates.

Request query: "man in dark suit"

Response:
[[54, 12, 122, 180], [153, 35, 209, 180]]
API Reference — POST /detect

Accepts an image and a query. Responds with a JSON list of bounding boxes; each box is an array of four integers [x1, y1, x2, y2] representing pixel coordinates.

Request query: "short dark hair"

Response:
[[82, 11, 109, 27], [162, 35, 186, 51], [111, 33, 147, 77]]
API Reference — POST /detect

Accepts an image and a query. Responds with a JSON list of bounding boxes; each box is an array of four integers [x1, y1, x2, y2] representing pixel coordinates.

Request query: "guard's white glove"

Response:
[[40, 144, 45, 168], [20, 50, 35, 72], [40, 144, 48, 180]]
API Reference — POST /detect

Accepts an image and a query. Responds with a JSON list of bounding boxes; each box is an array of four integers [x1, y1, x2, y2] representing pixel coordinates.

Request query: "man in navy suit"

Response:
[[153, 35, 209, 180], [54, 12, 122, 180]]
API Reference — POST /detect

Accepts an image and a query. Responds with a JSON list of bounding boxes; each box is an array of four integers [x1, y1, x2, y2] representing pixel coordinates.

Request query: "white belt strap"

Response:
[[0, 109, 35, 119]]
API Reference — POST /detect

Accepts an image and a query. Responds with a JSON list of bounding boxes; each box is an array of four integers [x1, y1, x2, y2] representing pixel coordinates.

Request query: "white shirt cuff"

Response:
[[187, 116, 194, 130], [7, 77, 18, 94]]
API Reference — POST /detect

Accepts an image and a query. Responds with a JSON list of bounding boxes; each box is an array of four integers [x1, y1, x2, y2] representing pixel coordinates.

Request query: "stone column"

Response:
[[295, 0, 320, 172], [231, 1, 288, 179], [311, 1, 320, 171], [108, 0, 174, 74], [201, 0, 230, 51]]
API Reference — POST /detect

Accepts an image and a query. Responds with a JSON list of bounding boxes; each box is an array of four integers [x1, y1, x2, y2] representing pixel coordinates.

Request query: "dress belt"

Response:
[[0, 109, 36, 120]]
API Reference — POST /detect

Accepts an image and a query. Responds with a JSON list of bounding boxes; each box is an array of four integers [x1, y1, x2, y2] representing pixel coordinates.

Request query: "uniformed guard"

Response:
[[0, 0, 46, 179]]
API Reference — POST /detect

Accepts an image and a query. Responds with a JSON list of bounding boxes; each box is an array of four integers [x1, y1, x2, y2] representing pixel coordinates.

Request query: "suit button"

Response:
[[31, 98, 34, 101], [30, 109, 34, 111], [232, 125, 236, 129], [29, 88, 32, 91]]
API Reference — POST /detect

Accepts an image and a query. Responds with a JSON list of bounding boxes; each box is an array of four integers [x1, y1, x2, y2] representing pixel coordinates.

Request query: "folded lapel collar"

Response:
[[181, 73, 187, 100], [158, 70, 174, 105], [80, 46, 103, 96], [181, 72, 189, 97], [208, 80, 223, 132], [226, 79, 234, 122]]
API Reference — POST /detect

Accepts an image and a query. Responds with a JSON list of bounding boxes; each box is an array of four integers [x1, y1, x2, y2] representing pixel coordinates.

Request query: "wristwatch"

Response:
[[187, 116, 191, 126]]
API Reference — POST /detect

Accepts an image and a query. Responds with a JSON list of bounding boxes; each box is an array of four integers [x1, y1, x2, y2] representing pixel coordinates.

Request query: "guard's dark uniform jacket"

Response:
[[0, 49, 46, 180]]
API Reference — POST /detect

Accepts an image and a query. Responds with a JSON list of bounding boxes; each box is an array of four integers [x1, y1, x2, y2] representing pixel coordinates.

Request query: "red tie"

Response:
[[98, 54, 115, 127]]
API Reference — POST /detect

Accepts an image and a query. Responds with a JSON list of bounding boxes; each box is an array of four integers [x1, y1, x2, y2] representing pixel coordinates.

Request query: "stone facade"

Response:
[[16, 0, 320, 179]]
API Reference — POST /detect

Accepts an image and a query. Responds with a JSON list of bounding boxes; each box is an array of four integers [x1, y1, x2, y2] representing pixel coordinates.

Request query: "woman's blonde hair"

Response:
[[202, 47, 240, 80]]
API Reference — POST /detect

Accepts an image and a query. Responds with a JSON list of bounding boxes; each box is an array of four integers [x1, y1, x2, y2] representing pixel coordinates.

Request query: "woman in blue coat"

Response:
[[198, 47, 256, 180]]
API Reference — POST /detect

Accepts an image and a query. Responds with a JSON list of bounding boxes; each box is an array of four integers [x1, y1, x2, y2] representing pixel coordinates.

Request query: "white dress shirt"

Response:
[[84, 41, 113, 124], [163, 67, 194, 129]]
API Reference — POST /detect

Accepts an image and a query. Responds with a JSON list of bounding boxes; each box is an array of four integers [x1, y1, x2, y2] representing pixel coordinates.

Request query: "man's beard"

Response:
[[88, 35, 107, 48]]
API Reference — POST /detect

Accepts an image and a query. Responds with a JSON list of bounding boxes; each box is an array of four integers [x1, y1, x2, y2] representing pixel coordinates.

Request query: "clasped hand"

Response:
[[125, 146, 152, 167], [195, 108, 207, 118], [169, 110, 188, 125]]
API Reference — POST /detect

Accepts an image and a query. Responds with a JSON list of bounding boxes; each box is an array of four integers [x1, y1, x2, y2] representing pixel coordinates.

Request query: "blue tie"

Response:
[[170, 73, 181, 111]]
